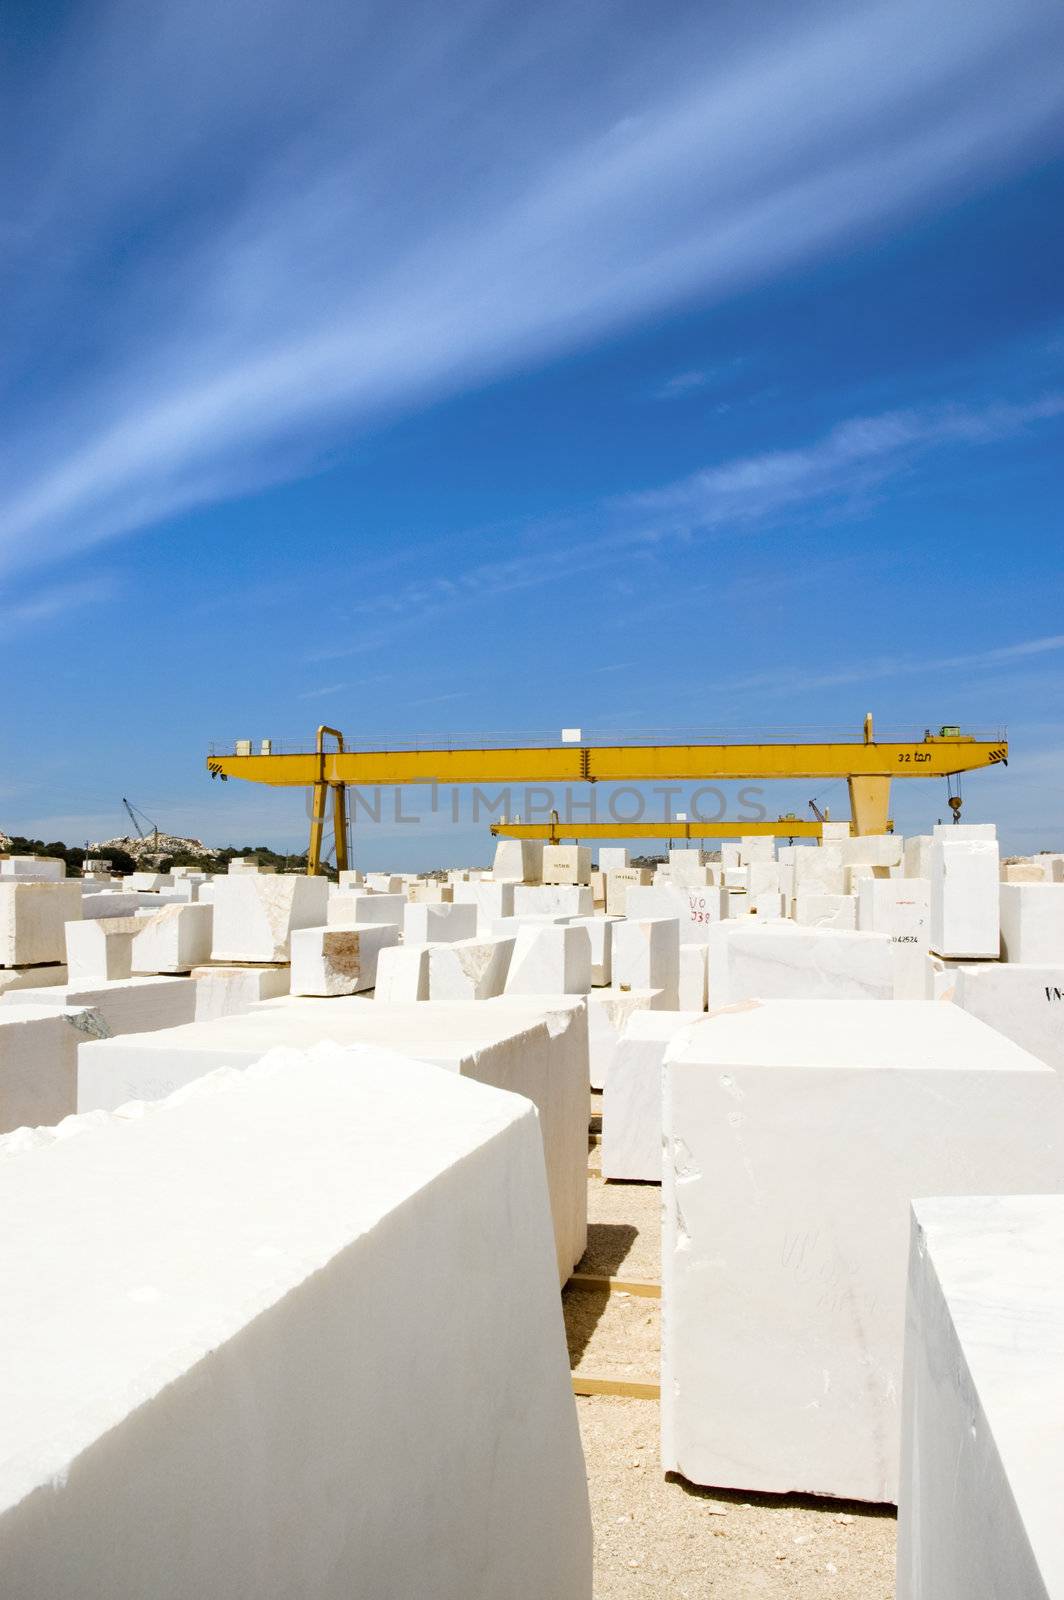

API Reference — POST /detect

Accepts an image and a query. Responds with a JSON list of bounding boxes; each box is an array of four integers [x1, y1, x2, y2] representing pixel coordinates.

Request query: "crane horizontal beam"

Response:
[[491, 819, 825, 841]]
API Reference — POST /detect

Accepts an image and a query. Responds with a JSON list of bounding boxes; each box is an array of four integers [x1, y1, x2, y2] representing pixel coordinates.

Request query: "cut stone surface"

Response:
[[567, 915, 616, 986], [542, 845, 591, 885], [77, 1000, 587, 1284], [601, 1010, 702, 1181], [513, 885, 593, 918], [840, 835, 904, 870], [896, 1195, 1064, 1600], [792, 847, 845, 896], [131, 903, 213, 974], [0, 883, 82, 967], [290, 923, 399, 996], [0, 857, 66, 881], [678, 943, 708, 1011], [0, 1005, 109, 1133], [626, 882, 727, 942], [0, 1046, 592, 1599], [598, 848, 629, 874], [210, 875, 329, 963], [402, 901, 478, 944], [587, 987, 665, 1090], [707, 923, 892, 1004], [326, 892, 405, 929], [64, 917, 140, 984], [504, 924, 592, 996], [904, 835, 933, 880], [426, 937, 516, 1001], [373, 944, 431, 1001], [661, 999, 1064, 1502], [857, 878, 931, 1001], [669, 849, 713, 888], [953, 962, 1064, 1078], [999, 882, 1064, 964], [190, 964, 290, 1020], [80, 892, 146, 920], [612, 917, 680, 1007], [793, 891, 857, 929], [3, 978, 197, 1038], [364, 872, 401, 892], [451, 880, 515, 933], [406, 881, 453, 903], [0, 966, 67, 997], [491, 840, 543, 883], [605, 868, 651, 916], [930, 838, 1000, 958]]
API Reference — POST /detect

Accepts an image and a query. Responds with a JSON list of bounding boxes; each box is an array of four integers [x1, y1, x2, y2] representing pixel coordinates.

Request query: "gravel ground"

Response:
[[571, 1095, 896, 1597]]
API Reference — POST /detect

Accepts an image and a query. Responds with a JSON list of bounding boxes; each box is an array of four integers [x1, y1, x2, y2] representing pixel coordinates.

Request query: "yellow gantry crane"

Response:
[[206, 716, 1007, 874]]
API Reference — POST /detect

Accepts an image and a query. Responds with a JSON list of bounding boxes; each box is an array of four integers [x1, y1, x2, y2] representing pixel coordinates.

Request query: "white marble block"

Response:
[[0, 1005, 108, 1133], [669, 849, 713, 888], [542, 845, 591, 885], [403, 901, 478, 944], [602, 1010, 702, 1181], [933, 823, 996, 839], [924, 953, 966, 1000], [626, 883, 727, 943], [491, 840, 543, 883], [857, 878, 931, 1001], [210, 875, 329, 962], [661, 1000, 1064, 1502], [0, 883, 82, 967], [612, 917, 680, 1006], [792, 847, 845, 896], [337, 868, 365, 890], [1, 856, 66, 881], [191, 964, 291, 1020], [678, 944, 708, 1011], [513, 884, 593, 919], [0, 965, 68, 997], [504, 925, 592, 996], [598, 848, 629, 874], [125, 872, 174, 891], [452, 880, 515, 933], [131, 903, 213, 974], [739, 837, 776, 864], [897, 1196, 1064, 1600], [364, 872, 402, 892], [406, 881, 453, 904], [707, 923, 892, 1004], [753, 892, 785, 921], [587, 988, 665, 1090], [427, 936, 516, 1001], [64, 917, 140, 983], [2, 978, 197, 1039], [930, 838, 1000, 958], [290, 923, 399, 996], [840, 835, 904, 871], [373, 943, 431, 1001], [80, 891, 145, 920], [605, 868, 651, 916], [747, 861, 781, 897], [999, 883, 1064, 964], [903, 835, 932, 880], [327, 891, 405, 929], [952, 963, 1064, 1078], [0, 1047, 592, 1599], [567, 916, 616, 986], [793, 892, 857, 929]]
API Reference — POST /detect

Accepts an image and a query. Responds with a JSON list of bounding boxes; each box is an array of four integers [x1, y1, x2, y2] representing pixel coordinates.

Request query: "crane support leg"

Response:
[[332, 783, 349, 874], [847, 775, 891, 836], [308, 782, 327, 875]]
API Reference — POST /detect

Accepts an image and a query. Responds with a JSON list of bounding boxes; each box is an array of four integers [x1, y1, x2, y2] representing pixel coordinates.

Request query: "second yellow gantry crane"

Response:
[[206, 716, 1007, 873]]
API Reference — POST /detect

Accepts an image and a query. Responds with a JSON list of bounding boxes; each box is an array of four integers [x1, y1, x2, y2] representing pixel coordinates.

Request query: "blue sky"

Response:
[[2, 0, 1063, 866]]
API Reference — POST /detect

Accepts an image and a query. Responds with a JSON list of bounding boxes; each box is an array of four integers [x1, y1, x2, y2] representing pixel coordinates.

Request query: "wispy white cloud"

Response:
[[0, 575, 118, 636], [725, 632, 1064, 695], [1, 0, 1063, 573]]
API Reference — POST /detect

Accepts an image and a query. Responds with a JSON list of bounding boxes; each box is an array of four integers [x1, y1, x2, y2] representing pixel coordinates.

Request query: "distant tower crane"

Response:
[[121, 798, 163, 863]]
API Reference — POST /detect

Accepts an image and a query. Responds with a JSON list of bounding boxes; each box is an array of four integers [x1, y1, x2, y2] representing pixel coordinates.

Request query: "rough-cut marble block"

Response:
[[903, 835, 932, 880], [0, 883, 82, 967], [661, 1000, 1064, 1503], [598, 848, 629, 874], [210, 875, 329, 963], [492, 840, 543, 883], [840, 835, 904, 870], [0, 965, 67, 997], [669, 849, 713, 888], [514, 885, 593, 919], [326, 891, 405, 929], [427, 936, 516, 1001], [542, 845, 591, 885], [131, 903, 213, 974], [504, 924, 592, 996], [452, 880, 515, 934], [792, 847, 845, 896], [707, 923, 892, 1005], [612, 917, 680, 1006], [2, 978, 197, 1038], [999, 883, 1064, 964], [64, 917, 140, 983], [602, 1010, 702, 1181], [793, 892, 857, 929], [406, 881, 453, 903], [191, 964, 290, 1020], [587, 988, 665, 1090], [820, 822, 851, 843], [924, 953, 968, 1000], [0, 856, 67, 881], [721, 845, 741, 869], [336, 868, 364, 890], [78, 1000, 588, 1286], [403, 901, 478, 944], [753, 893, 785, 921], [857, 877, 931, 1001], [747, 861, 781, 897], [605, 868, 651, 916], [953, 963, 1064, 1078], [0, 1046, 592, 1599], [930, 838, 1000, 958], [290, 923, 399, 996], [0, 1005, 108, 1132], [364, 872, 402, 892], [722, 867, 747, 890], [1001, 862, 1046, 883], [590, 869, 605, 906], [567, 916, 616, 986], [678, 944, 708, 1011], [933, 823, 996, 840], [897, 1195, 1064, 1600], [626, 883, 727, 943], [80, 891, 144, 920], [373, 943, 431, 1001], [125, 872, 174, 891], [739, 837, 776, 864]]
